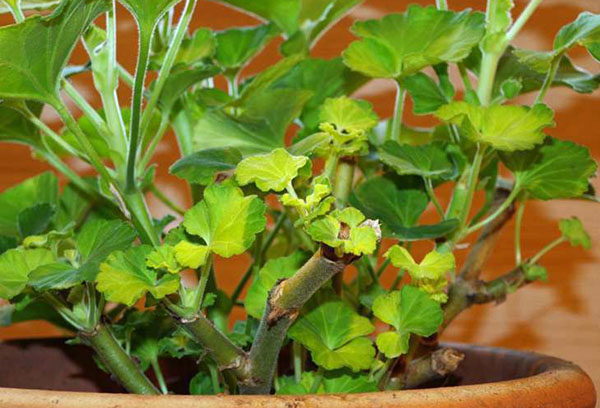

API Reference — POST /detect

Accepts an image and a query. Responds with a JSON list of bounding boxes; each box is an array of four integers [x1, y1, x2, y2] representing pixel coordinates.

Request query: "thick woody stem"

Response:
[[460, 187, 515, 281], [442, 264, 530, 332], [441, 187, 516, 332], [240, 248, 352, 394], [163, 305, 250, 382]]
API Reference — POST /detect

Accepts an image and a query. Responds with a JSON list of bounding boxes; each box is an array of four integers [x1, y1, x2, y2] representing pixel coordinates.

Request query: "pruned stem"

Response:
[[402, 348, 465, 389], [241, 248, 352, 394]]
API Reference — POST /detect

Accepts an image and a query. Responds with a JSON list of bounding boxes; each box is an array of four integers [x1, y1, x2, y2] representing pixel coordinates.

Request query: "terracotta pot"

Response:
[[0, 338, 595, 408]]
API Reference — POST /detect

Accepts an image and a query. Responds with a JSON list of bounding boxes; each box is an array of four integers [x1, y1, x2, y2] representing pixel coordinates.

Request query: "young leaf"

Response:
[[342, 6, 485, 78], [373, 286, 443, 357], [0, 248, 54, 299], [183, 184, 267, 257], [0, 172, 58, 237], [501, 138, 597, 200], [559, 217, 591, 250], [277, 370, 377, 395], [236, 148, 309, 192], [170, 147, 242, 185], [244, 251, 307, 319], [306, 208, 378, 256], [385, 245, 455, 302], [289, 290, 375, 371], [385, 245, 455, 281], [146, 245, 181, 274], [0, 0, 108, 104], [157, 65, 222, 115], [215, 24, 278, 70], [436, 102, 555, 152], [97, 245, 180, 306], [173, 241, 210, 269], [76, 219, 137, 281], [319, 96, 378, 141], [174, 28, 216, 67], [379, 141, 456, 179], [524, 264, 548, 282]]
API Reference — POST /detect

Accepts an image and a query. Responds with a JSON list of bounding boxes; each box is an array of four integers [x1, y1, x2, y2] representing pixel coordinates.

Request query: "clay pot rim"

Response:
[[0, 342, 596, 408]]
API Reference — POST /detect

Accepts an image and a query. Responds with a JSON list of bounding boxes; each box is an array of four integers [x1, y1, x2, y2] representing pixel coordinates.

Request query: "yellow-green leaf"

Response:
[[236, 148, 309, 192]]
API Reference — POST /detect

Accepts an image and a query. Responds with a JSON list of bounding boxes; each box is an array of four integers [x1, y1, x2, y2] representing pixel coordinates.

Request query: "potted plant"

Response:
[[0, 0, 597, 406]]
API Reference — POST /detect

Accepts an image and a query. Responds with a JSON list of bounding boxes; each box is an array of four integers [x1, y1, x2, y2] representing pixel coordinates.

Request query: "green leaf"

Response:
[[0, 248, 54, 299], [236, 148, 309, 192], [213, 0, 301, 34], [385, 245, 455, 281], [183, 184, 266, 257], [77, 219, 137, 281], [244, 251, 307, 319], [173, 240, 210, 269], [319, 96, 378, 139], [0, 172, 58, 237], [559, 217, 591, 250], [0, 103, 42, 148], [215, 24, 278, 70], [404, 72, 452, 114], [0, 0, 109, 104], [272, 57, 368, 134], [97, 245, 180, 306], [306, 208, 378, 256], [554, 12, 600, 55], [189, 371, 222, 395], [0, 0, 59, 14], [501, 138, 597, 200], [379, 141, 456, 179], [0, 236, 17, 256], [174, 28, 216, 67], [436, 102, 554, 152], [17, 203, 55, 238], [343, 6, 485, 78], [289, 290, 375, 371], [349, 176, 428, 236], [146, 245, 181, 274], [28, 262, 80, 291], [170, 147, 242, 185], [464, 46, 599, 97], [158, 65, 221, 115], [373, 286, 443, 357], [322, 370, 378, 394]]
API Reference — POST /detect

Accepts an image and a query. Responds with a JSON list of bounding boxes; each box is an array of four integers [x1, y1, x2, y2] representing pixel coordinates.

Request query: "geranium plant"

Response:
[[0, 0, 598, 397]]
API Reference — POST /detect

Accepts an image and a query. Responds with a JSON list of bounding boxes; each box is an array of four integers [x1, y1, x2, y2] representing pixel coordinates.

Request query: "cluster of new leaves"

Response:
[[0, 0, 597, 398]]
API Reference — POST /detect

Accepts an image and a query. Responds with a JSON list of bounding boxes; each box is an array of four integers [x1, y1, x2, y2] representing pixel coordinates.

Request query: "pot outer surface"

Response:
[[0, 339, 595, 408]]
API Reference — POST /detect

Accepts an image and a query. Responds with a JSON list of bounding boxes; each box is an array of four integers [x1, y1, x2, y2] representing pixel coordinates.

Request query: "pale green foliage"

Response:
[[289, 290, 375, 371], [559, 217, 591, 250], [146, 245, 181, 274], [183, 184, 266, 257], [373, 286, 443, 358], [173, 241, 210, 269], [307, 208, 378, 256], [0, 248, 54, 299], [236, 148, 309, 192], [97, 246, 180, 306], [385, 245, 455, 302], [436, 102, 555, 152]]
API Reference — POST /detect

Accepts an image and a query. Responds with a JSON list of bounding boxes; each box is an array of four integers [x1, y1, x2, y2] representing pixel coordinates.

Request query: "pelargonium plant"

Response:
[[0, 0, 598, 396]]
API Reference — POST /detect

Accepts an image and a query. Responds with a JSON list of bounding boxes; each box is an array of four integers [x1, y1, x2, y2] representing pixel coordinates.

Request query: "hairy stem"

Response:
[[7, 1, 25, 23], [80, 324, 159, 395], [505, 0, 545, 44], [514, 197, 526, 265], [424, 178, 445, 219], [390, 79, 406, 142], [125, 30, 153, 191], [535, 55, 561, 104], [241, 248, 351, 394], [332, 158, 355, 208]]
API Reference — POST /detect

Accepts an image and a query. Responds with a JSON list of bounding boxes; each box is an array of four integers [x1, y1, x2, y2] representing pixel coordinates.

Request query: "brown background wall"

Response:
[[0, 0, 599, 396]]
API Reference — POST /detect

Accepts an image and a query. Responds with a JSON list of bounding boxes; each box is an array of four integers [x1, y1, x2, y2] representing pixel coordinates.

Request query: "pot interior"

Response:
[[0, 339, 559, 393]]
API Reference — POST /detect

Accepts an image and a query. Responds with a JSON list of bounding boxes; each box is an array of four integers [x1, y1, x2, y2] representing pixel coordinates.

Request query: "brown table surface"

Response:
[[0, 0, 599, 397]]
